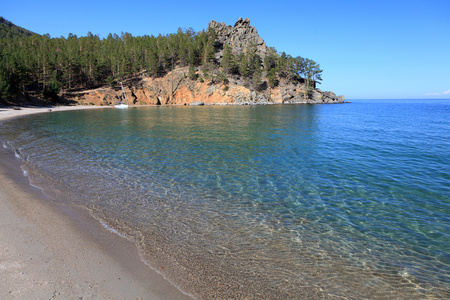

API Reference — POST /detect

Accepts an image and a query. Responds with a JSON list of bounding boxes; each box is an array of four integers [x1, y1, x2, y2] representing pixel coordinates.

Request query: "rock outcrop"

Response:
[[61, 67, 272, 106], [209, 18, 268, 58], [277, 83, 346, 104]]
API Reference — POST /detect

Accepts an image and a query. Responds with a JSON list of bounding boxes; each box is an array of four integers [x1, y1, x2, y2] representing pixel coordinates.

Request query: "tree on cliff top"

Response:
[[304, 58, 322, 90]]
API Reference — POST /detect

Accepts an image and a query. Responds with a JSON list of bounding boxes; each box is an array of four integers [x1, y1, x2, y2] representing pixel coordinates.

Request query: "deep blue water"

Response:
[[1, 100, 449, 298]]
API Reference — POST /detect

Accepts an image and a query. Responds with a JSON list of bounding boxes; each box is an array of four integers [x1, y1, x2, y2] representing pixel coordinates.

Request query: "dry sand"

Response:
[[0, 106, 193, 299], [0, 105, 104, 121]]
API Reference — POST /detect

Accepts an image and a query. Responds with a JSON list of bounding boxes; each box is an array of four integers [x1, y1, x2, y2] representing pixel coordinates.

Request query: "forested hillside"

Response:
[[0, 17, 325, 105], [0, 17, 37, 39]]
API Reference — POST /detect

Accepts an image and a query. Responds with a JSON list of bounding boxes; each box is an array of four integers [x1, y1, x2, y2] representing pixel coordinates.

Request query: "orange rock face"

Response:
[[62, 70, 258, 106], [60, 68, 344, 106]]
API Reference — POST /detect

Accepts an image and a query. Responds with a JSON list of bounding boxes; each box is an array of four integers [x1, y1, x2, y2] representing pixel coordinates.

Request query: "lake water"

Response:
[[1, 100, 449, 299]]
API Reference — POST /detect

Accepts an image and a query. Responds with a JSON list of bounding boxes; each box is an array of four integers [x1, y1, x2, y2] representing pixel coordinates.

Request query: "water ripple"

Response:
[[0, 101, 449, 298]]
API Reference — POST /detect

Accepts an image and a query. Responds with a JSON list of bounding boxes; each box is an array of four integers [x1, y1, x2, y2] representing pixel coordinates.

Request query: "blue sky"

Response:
[[3, 0, 449, 99]]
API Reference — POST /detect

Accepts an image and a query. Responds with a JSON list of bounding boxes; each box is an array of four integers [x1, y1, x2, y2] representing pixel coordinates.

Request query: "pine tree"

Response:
[[238, 53, 250, 78], [267, 68, 278, 88], [221, 45, 237, 74], [304, 58, 322, 90]]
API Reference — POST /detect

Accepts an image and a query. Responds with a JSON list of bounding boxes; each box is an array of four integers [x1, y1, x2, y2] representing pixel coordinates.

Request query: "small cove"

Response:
[[1, 100, 449, 298]]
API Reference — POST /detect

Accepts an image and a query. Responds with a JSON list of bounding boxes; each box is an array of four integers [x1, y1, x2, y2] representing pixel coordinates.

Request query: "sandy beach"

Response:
[[0, 106, 192, 299], [0, 105, 105, 121]]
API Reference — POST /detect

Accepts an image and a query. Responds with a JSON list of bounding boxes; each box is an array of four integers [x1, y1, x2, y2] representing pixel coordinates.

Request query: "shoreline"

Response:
[[0, 105, 106, 121], [0, 106, 192, 299]]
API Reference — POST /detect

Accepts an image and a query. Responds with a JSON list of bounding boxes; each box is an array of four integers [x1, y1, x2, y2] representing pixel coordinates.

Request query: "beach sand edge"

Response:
[[0, 106, 192, 299]]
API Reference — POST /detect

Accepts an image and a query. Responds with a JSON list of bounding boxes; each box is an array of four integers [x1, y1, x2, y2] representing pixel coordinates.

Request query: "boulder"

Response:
[[312, 90, 324, 103], [321, 91, 346, 103]]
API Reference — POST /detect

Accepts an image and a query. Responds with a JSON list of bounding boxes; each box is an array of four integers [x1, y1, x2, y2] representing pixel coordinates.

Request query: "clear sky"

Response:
[[3, 0, 449, 99]]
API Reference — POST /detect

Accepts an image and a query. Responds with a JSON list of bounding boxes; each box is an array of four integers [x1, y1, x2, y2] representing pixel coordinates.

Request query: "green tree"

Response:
[[246, 43, 261, 76], [238, 53, 250, 78], [200, 28, 217, 81], [221, 45, 238, 74], [304, 58, 322, 90], [292, 56, 305, 83], [146, 48, 159, 77], [43, 72, 61, 101], [263, 47, 278, 71], [267, 68, 278, 88]]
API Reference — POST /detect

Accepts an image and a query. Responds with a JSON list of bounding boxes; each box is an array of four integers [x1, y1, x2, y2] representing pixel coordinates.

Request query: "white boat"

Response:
[[114, 103, 128, 109], [114, 82, 129, 109]]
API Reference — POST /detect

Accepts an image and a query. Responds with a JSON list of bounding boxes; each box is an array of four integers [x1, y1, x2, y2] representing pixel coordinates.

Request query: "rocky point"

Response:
[[60, 18, 344, 106]]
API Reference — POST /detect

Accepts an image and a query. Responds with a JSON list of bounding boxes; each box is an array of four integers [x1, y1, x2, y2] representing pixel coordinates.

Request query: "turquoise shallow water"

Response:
[[1, 100, 449, 298]]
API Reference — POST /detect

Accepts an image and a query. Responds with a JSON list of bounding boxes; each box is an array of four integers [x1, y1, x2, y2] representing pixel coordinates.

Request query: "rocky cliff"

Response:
[[62, 68, 272, 106], [61, 71, 344, 106], [61, 18, 344, 106]]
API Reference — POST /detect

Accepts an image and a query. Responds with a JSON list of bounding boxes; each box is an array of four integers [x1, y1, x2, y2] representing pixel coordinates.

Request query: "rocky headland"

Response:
[[58, 18, 344, 107]]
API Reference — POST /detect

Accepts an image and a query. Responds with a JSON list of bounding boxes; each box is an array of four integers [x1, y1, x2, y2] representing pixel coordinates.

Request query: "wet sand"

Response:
[[0, 106, 192, 299]]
